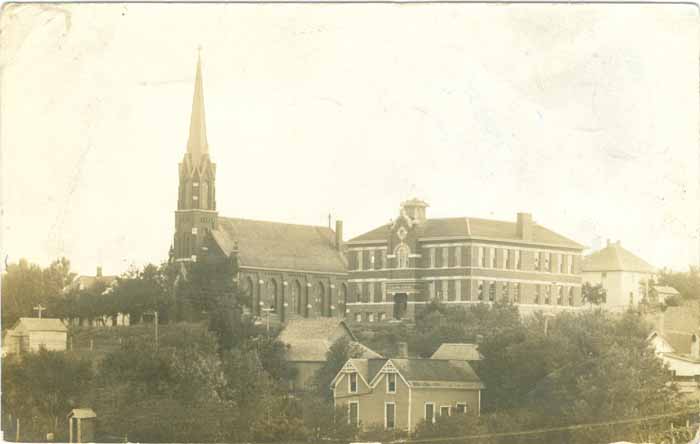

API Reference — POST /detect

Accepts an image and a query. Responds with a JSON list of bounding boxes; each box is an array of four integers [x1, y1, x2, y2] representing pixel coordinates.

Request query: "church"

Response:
[[172, 55, 349, 324], [172, 55, 586, 324]]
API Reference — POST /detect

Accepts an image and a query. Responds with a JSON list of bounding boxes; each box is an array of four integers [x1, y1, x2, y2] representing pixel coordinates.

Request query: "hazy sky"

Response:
[[1, 3, 698, 276]]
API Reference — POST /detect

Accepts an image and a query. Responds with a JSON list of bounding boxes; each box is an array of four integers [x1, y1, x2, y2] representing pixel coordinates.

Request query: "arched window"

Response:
[[314, 282, 325, 317], [265, 279, 278, 312], [395, 244, 410, 269], [291, 281, 302, 315], [339, 283, 348, 316]]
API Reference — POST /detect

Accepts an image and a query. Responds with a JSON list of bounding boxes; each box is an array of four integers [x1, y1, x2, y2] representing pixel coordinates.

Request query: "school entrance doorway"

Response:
[[393, 293, 408, 320]]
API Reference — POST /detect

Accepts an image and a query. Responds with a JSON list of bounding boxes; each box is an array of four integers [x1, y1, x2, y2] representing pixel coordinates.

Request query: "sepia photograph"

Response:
[[1, 2, 699, 443]]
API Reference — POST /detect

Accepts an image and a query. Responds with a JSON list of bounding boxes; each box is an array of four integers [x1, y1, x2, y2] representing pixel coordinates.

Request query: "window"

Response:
[[534, 253, 540, 271], [370, 251, 375, 270], [455, 403, 468, 414], [559, 254, 564, 273], [385, 402, 396, 430], [368, 313, 375, 322], [349, 401, 359, 425], [478, 247, 485, 267], [425, 403, 435, 423], [504, 249, 510, 269], [191, 227, 198, 235], [455, 246, 462, 267], [545, 253, 551, 271], [430, 248, 436, 268], [354, 313, 362, 322], [535, 285, 541, 304], [379, 312, 387, 321], [568, 287, 574, 306], [515, 250, 522, 269], [545, 286, 552, 305], [440, 406, 451, 417], [489, 282, 496, 302], [568, 255, 573, 274], [357, 251, 363, 271], [455, 280, 462, 301], [349, 373, 358, 393], [369, 284, 375, 303], [387, 373, 396, 393], [442, 248, 449, 268], [193, 182, 199, 187], [490, 248, 496, 268], [396, 244, 410, 268], [381, 250, 387, 269], [557, 286, 564, 305], [478, 281, 484, 301], [502, 282, 509, 302], [442, 280, 448, 301]]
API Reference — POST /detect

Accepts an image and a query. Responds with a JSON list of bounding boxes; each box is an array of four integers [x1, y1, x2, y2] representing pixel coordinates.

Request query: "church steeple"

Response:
[[174, 50, 218, 261], [187, 51, 208, 164]]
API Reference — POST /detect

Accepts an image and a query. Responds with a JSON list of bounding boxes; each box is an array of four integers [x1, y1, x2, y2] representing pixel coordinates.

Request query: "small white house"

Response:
[[582, 240, 655, 311], [2, 318, 68, 356]]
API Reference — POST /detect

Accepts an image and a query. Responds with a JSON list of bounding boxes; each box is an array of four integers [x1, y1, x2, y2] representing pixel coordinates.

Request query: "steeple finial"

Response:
[[187, 48, 208, 163]]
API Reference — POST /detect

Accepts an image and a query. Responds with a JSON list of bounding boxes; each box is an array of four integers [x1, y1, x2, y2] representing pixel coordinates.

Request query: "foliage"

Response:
[[657, 266, 700, 300], [300, 394, 358, 442], [1, 350, 93, 441], [581, 282, 607, 305], [309, 336, 367, 400], [2, 257, 76, 326]]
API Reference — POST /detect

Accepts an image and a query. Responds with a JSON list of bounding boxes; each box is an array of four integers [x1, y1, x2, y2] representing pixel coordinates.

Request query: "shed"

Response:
[[67, 408, 96, 443], [3, 318, 67, 355]]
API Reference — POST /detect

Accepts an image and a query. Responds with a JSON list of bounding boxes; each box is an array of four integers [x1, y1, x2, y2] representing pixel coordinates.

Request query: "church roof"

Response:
[[348, 217, 582, 249], [582, 241, 655, 273], [211, 217, 347, 273]]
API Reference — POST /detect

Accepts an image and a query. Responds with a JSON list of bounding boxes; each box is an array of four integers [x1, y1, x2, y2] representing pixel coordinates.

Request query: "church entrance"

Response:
[[393, 293, 408, 320]]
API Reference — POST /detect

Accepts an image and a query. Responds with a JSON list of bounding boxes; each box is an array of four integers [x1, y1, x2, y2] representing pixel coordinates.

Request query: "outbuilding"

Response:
[[2, 318, 68, 356], [67, 408, 96, 443]]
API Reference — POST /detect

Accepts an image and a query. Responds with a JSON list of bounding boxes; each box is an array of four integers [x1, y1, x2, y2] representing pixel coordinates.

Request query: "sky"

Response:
[[1, 2, 698, 276]]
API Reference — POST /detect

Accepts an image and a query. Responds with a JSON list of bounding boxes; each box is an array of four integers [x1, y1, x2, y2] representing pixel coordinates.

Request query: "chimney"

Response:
[[516, 213, 533, 241], [96, 266, 103, 278], [397, 342, 408, 358], [335, 220, 343, 250]]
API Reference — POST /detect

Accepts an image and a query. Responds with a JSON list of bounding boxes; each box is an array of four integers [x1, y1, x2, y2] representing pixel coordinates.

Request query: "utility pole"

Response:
[[33, 304, 46, 318]]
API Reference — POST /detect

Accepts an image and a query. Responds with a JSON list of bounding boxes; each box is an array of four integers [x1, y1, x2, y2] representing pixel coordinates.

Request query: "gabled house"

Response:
[[2, 318, 68, 356], [278, 318, 381, 391], [331, 350, 484, 432], [648, 330, 700, 396], [651, 286, 681, 305]]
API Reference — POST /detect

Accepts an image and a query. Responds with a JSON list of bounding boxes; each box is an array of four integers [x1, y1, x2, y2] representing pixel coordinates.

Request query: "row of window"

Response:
[[353, 247, 577, 274], [345, 399, 469, 429]]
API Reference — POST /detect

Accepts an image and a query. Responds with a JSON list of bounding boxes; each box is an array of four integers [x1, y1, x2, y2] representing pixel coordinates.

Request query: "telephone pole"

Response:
[[33, 304, 46, 318]]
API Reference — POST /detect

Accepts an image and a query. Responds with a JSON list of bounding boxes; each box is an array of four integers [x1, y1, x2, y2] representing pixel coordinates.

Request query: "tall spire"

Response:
[[187, 48, 208, 163]]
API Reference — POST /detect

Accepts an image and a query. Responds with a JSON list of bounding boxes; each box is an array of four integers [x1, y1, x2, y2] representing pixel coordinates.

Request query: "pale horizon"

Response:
[[2, 3, 699, 276]]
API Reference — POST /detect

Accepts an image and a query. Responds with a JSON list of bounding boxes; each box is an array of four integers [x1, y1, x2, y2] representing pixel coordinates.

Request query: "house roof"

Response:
[[654, 331, 696, 355], [431, 343, 482, 361], [278, 319, 381, 362], [581, 242, 655, 273], [348, 217, 583, 249], [654, 286, 680, 295], [68, 408, 96, 419], [348, 357, 483, 387], [211, 217, 347, 274], [10, 318, 68, 333]]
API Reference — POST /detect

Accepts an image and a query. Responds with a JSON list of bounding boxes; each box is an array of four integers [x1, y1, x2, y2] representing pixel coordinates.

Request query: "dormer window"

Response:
[[349, 372, 358, 393]]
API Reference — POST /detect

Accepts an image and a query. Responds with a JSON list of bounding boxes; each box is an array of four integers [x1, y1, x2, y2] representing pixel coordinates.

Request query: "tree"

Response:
[[309, 337, 367, 400], [657, 266, 700, 300], [581, 282, 607, 305], [2, 350, 93, 441]]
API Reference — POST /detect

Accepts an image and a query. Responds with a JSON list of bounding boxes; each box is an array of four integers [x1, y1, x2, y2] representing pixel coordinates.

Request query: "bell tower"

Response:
[[174, 51, 218, 261]]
